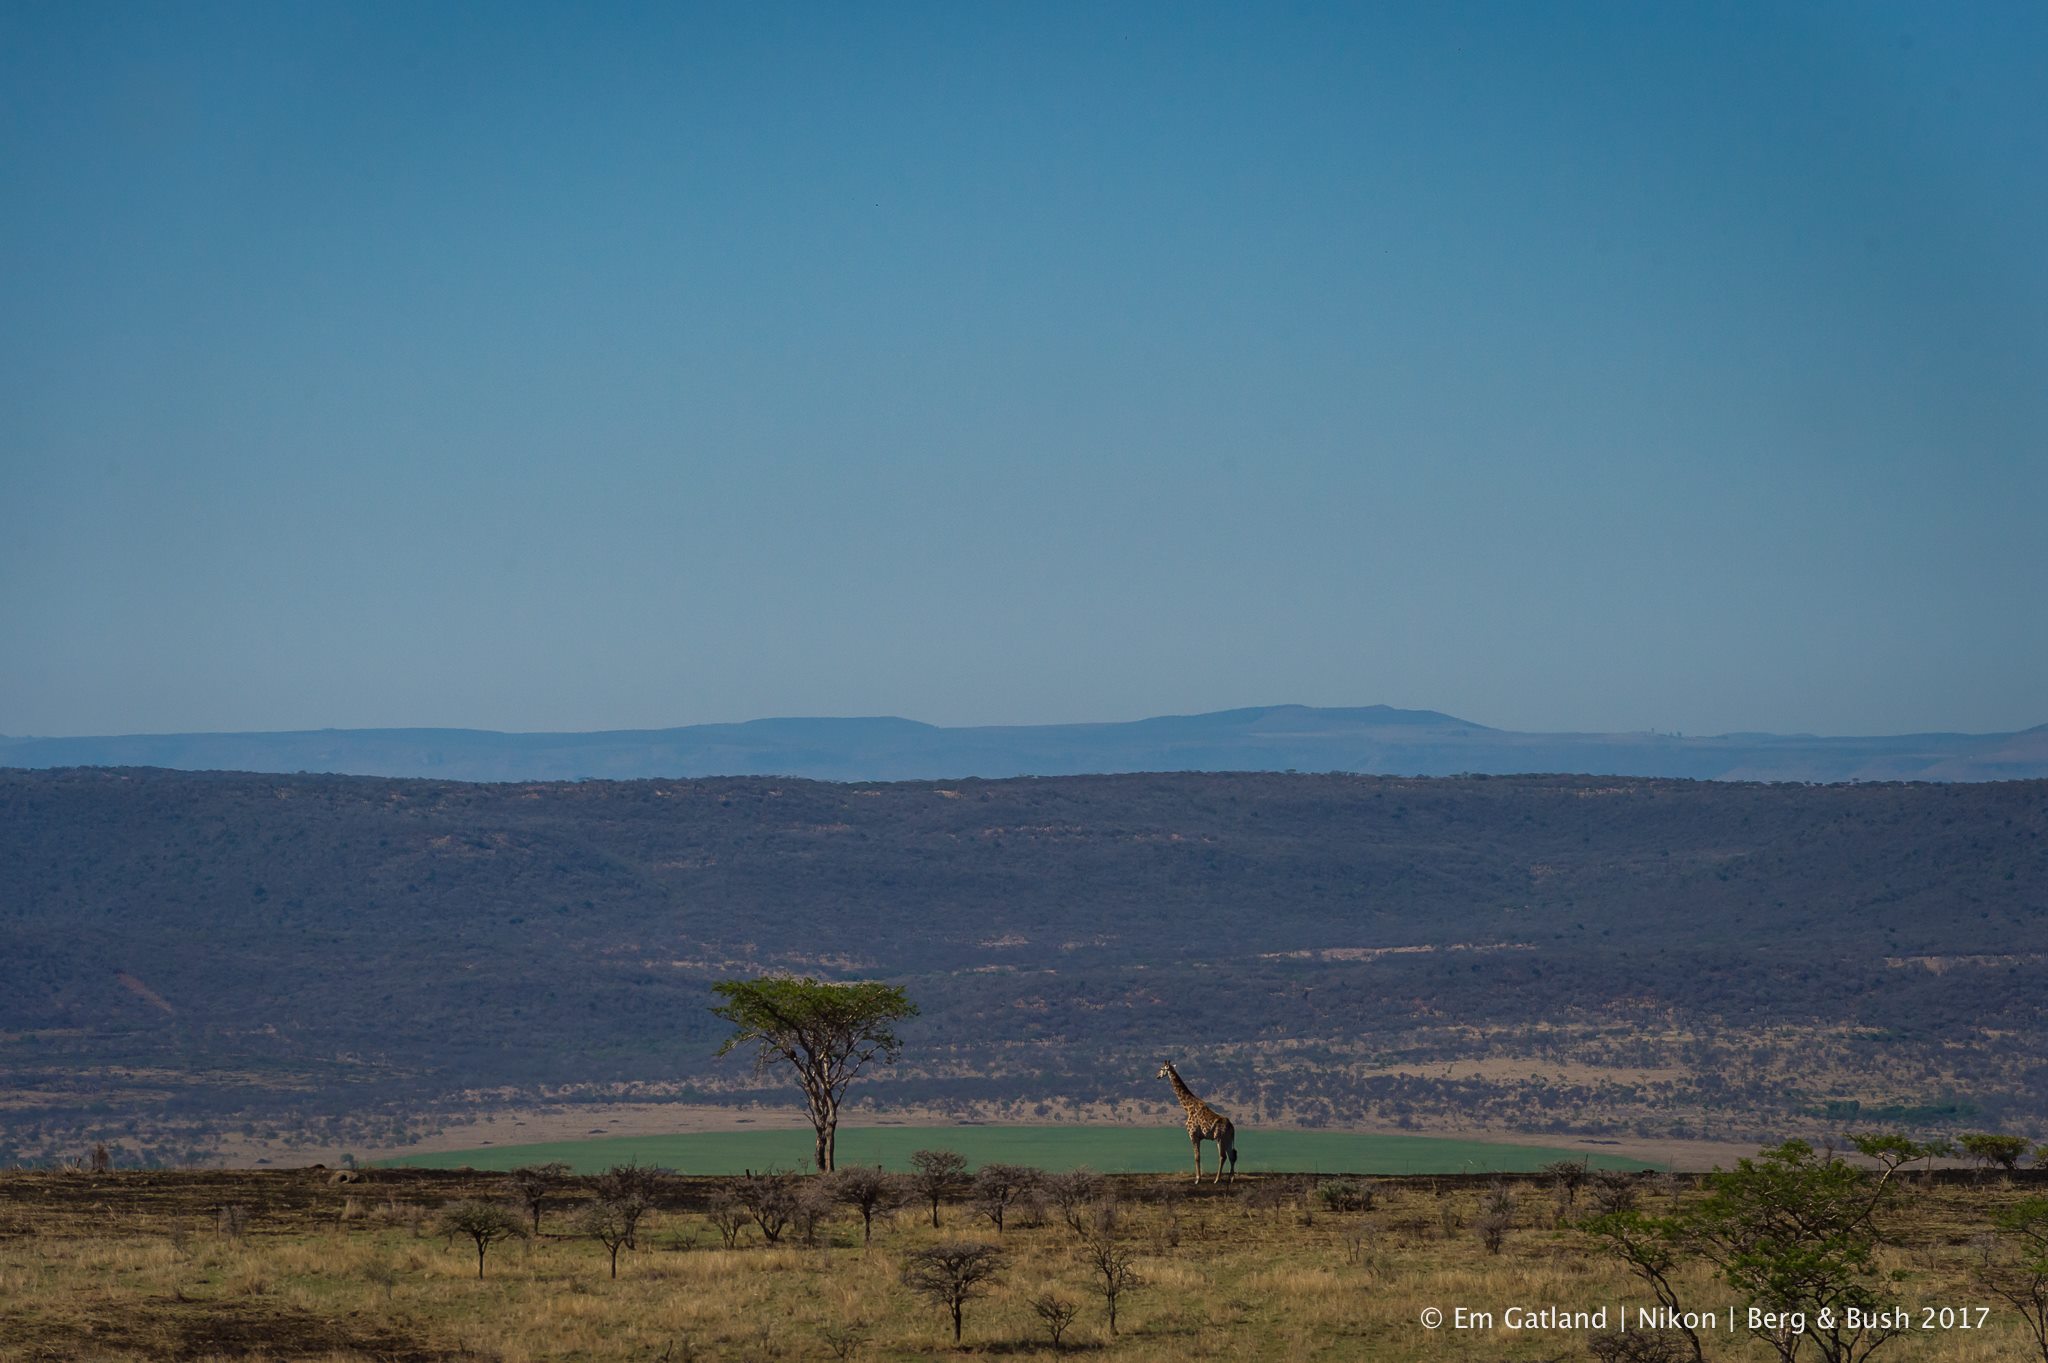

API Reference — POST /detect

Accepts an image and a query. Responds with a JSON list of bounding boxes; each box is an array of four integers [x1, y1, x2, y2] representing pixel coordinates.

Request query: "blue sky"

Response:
[[3, 2, 2043, 738]]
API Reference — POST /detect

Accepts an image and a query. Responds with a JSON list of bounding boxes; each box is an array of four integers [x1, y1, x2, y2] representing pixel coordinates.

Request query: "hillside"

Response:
[[1, 766, 2044, 1164], [5, 705, 2046, 783]]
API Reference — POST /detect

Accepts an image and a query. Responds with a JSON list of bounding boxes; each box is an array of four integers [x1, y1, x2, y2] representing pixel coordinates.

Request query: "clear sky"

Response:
[[3, 2, 2043, 739]]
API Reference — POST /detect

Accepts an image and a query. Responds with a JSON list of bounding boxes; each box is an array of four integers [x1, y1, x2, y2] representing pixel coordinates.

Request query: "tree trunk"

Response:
[[608, 1244, 619, 1278], [951, 1300, 963, 1343], [825, 1120, 837, 1173], [476, 1243, 486, 1279]]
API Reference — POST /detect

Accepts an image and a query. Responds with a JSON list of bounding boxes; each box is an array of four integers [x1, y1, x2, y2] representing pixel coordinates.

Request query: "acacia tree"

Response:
[[1581, 1210, 1707, 1363], [900, 1242, 1004, 1344], [1976, 1198, 2048, 1363], [1849, 1133, 1948, 1184], [1685, 1140, 1903, 1363], [508, 1161, 571, 1234], [909, 1149, 968, 1228], [832, 1165, 902, 1247], [437, 1201, 527, 1279], [1084, 1236, 1143, 1335], [590, 1163, 659, 1249], [710, 976, 917, 1172], [1960, 1132, 2032, 1175], [577, 1199, 635, 1278], [971, 1163, 1040, 1235]]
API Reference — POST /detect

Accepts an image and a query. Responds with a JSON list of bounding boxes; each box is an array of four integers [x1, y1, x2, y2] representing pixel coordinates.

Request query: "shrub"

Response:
[[1316, 1178, 1375, 1213]]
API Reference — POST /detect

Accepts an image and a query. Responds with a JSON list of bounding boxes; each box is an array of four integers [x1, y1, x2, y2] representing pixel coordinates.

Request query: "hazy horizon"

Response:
[[5, 697, 2042, 745], [5, 3, 2044, 741]]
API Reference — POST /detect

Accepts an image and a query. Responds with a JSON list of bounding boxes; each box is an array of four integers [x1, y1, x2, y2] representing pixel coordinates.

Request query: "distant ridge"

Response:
[[5, 704, 2044, 783]]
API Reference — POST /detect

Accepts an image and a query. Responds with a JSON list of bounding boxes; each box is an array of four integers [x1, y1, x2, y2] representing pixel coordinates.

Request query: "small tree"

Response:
[[708, 1191, 749, 1249], [909, 1149, 968, 1228], [1581, 1210, 1707, 1363], [710, 976, 917, 1172], [734, 1169, 797, 1244], [1030, 1291, 1081, 1349], [438, 1200, 527, 1279], [971, 1163, 1040, 1235], [1974, 1197, 2048, 1363], [578, 1198, 635, 1278], [1960, 1132, 2032, 1175], [1589, 1169, 1641, 1216], [1084, 1236, 1143, 1335], [591, 1163, 661, 1248], [900, 1241, 1004, 1344], [1044, 1169, 1106, 1236], [1544, 1158, 1590, 1208], [790, 1177, 835, 1248], [1475, 1182, 1514, 1255], [508, 1161, 572, 1234], [831, 1165, 902, 1247]]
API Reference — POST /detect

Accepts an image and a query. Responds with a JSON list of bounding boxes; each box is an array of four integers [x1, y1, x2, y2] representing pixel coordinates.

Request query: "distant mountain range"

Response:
[[4, 705, 2045, 782]]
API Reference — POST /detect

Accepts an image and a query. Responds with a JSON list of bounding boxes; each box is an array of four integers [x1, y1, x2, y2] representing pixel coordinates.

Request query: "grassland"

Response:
[[383, 1124, 1657, 1176], [2, 1164, 2042, 1362]]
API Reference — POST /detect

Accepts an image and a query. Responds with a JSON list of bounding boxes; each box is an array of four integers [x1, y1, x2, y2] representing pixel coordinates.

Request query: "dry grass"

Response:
[[0, 1168, 2040, 1361]]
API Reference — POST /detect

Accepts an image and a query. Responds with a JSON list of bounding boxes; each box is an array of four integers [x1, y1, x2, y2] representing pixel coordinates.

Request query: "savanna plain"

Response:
[[4, 1157, 2045, 1363]]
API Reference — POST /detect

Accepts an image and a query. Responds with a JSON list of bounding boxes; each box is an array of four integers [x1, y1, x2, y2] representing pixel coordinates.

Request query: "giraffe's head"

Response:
[[1156, 1060, 1177, 1080]]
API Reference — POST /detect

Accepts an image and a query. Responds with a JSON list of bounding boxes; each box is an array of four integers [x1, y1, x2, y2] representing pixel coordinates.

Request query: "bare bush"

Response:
[[1084, 1236, 1144, 1335], [971, 1164, 1040, 1235], [1475, 1182, 1514, 1254], [908, 1149, 968, 1229], [708, 1193, 748, 1250], [578, 1198, 637, 1278], [1544, 1157, 1590, 1207], [818, 1319, 868, 1360], [592, 1164, 664, 1248], [1590, 1170, 1640, 1216], [1031, 1291, 1081, 1348], [735, 1169, 799, 1244], [899, 1241, 1005, 1344], [790, 1177, 835, 1249], [507, 1161, 572, 1234], [217, 1203, 251, 1240], [830, 1165, 903, 1247], [1044, 1169, 1107, 1235]]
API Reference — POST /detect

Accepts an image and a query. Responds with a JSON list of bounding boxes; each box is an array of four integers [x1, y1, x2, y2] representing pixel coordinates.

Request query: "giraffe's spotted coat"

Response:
[[1158, 1060, 1237, 1183]]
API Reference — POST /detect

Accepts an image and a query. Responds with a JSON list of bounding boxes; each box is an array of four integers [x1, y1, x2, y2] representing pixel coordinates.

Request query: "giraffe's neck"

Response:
[[1165, 1067, 1202, 1114]]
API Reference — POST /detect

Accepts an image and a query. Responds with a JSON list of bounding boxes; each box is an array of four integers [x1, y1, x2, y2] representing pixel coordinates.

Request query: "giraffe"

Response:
[[1157, 1060, 1237, 1183]]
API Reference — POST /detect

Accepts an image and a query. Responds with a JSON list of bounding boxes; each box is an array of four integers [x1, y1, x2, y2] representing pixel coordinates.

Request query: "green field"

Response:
[[383, 1124, 1657, 1175]]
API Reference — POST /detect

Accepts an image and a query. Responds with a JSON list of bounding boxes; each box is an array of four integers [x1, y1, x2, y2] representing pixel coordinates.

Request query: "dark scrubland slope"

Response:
[[1, 767, 2043, 1161]]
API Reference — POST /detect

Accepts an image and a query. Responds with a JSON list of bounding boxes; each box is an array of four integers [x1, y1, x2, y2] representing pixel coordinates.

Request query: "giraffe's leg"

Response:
[[1191, 1134, 1202, 1183]]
